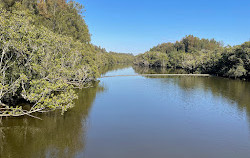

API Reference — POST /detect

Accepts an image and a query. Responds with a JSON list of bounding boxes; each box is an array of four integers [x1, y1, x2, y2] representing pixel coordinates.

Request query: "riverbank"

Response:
[[134, 36, 249, 80], [1, 66, 250, 158]]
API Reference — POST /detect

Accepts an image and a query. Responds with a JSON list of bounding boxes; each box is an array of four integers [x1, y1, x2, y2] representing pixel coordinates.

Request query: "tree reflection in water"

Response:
[[133, 66, 250, 125], [0, 82, 104, 158]]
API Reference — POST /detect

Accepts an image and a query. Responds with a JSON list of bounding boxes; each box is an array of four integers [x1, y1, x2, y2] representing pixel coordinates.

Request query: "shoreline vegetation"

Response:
[[134, 35, 249, 80], [0, 0, 249, 118], [0, 0, 133, 118]]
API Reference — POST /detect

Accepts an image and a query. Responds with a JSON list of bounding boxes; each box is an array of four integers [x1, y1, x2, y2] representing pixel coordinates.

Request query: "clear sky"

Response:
[[75, 0, 250, 55]]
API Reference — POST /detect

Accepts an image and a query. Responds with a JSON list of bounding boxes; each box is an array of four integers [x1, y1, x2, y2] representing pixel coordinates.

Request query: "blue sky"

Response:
[[75, 0, 250, 55]]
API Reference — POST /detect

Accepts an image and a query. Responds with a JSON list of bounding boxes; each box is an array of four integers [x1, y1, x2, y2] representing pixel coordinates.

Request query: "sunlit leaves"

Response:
[[0, 7, 96, 117]]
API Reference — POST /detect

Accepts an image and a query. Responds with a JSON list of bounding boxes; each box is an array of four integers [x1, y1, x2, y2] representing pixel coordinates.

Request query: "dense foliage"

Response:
[[214, 42, 249, 79], [0, 7, 97, 118], [1, 0, 91, 43], [0, 0, 133, 118], [134, 35, 249, 80]]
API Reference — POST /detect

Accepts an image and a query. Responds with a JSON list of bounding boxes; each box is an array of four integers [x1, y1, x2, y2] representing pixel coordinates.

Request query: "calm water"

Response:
[[1, 66, 250, 158]]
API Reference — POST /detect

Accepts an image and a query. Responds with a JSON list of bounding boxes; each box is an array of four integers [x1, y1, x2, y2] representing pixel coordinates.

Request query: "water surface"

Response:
[[1, 66, 250, 158]]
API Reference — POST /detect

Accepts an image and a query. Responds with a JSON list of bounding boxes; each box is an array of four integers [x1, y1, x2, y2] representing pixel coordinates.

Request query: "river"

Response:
[[1, 65, 250, 158]]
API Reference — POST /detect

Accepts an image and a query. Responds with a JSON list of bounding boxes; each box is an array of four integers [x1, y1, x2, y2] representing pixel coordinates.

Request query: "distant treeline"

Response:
[[0, 0, 133, 117], [94, 46, 134, 67], [134, 35, 249, 80]]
